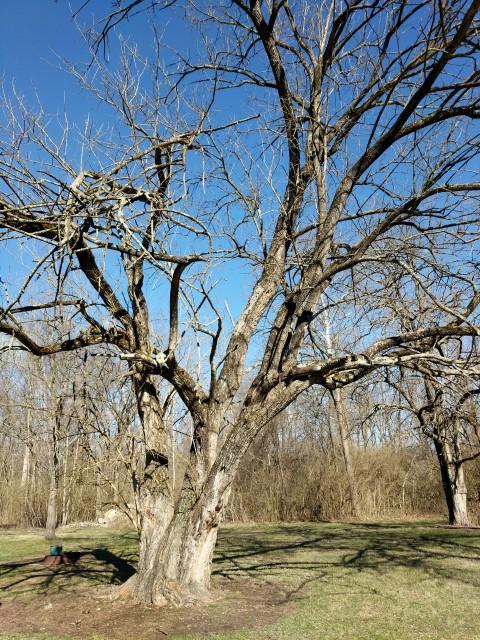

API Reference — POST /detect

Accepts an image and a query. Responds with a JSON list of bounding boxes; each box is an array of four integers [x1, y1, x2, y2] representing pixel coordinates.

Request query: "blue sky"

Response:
[[0, 2, 85, 280], [0, 0, 80, 281], [0, 1, 84, 113], [0, 2, 191, 123], [0, 1, 254, 345], [0, 1, 237, 116]]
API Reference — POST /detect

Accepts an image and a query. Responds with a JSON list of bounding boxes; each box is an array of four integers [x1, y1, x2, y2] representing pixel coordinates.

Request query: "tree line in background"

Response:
[[2, 347, 479, 530]]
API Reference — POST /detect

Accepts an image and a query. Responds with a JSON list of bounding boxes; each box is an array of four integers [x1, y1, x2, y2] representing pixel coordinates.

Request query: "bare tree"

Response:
[[385, 361, 480, 526], [1, 0, 480, 604]]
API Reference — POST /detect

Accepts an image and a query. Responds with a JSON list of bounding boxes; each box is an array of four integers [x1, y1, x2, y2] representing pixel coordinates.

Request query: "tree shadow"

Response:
[[212, 522, 480, 601], [89, 548, 136, 582], [0, 547, 136, 596]]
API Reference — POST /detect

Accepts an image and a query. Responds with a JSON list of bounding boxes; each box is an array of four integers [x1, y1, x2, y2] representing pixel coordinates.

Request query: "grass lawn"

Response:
[[1, 521, 480, 639]]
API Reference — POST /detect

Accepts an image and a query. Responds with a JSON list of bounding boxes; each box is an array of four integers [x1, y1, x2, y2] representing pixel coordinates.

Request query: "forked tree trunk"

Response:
[[122, 365, 225, 605], [122, 480, 223, 605]]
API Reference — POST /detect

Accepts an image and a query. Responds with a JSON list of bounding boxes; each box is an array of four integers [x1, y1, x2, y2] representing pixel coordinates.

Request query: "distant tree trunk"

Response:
[[433, 438, 470, 527], [95, 466, 103, 522], [45, 399, 61, 540], [45, 458, 59, 539], [331, 388, 361, 519], [20, 442, 31, 526], [21, 411, 32, 492], [20, 444, 30, 491], [62, 435, 80, 525], [20, 411, 32, 524], [61, 435, 70, 526]]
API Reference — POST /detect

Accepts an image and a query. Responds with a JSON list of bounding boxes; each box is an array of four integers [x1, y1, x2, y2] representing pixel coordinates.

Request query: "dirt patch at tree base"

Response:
[[0, 576, 295, 639]]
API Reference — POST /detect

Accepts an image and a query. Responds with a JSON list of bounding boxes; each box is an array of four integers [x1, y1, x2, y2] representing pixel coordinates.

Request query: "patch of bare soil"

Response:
[[0, 575, 294, 639]]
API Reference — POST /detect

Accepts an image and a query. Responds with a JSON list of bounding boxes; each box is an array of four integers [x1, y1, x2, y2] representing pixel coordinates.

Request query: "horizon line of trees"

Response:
[[2, 348, 479, 530]]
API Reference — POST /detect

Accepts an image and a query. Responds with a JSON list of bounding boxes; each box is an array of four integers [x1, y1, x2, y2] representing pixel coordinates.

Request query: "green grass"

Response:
[[1, 521, 480, 639], [0, 527, 138, 598], [210, 521, 480, 640]]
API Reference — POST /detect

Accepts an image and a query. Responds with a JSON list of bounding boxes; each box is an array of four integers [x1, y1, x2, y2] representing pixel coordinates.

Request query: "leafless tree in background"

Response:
[[385, 359, 480, 527], [0, 0, 479, 604]]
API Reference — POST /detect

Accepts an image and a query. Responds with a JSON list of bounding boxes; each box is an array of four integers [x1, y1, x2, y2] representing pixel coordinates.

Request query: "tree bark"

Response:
[[331, 388, 361, 519], [20, 411, 32, 525], [20, 443, 30, 492], [45, 398, 61, 540], [433, 438, 470, 527], [20, 408, 32, 493], [122, 475, 224, 605], [122, 364, 230, 605], [95, 465, 103, 522], [44, 449, 59, 540], [45, 466, 59, 540], [450, 467, 469, 527]]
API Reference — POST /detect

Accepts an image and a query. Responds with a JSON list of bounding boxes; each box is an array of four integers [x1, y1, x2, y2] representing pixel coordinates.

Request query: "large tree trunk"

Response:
[[122, 366, 219, 605], [450, 466, 469, 527], [123, 367, 228, 605], [122, 479, 224, 605]]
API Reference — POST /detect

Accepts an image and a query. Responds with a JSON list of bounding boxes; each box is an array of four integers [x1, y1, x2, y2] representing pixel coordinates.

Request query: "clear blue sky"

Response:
[[0, 1, 86, 113]]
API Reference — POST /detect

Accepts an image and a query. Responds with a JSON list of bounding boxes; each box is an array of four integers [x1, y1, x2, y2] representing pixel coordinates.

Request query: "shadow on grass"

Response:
[[0, 547, 136, 596], [3, 523, 480, 603], [212, 522, 480, 600]]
